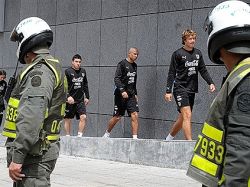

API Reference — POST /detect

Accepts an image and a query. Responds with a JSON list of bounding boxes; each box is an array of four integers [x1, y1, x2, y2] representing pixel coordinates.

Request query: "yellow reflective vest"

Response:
[[187, 58, 250, 187], [2, 56, 66, 143]]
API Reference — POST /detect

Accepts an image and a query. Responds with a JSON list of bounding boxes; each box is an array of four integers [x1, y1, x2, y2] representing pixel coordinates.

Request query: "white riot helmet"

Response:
[[10, 17, 53, 64], [204, 0, 250, 64]]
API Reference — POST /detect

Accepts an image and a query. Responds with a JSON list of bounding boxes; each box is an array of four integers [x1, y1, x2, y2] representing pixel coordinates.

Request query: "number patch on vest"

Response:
[[194, 135, 224, 164], [50, 120, 61, 133], [6, 105, 18, 122]]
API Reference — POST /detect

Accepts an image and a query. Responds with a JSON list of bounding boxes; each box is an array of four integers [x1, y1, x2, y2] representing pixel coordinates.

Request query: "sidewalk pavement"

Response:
[[0, 147, 201, 187]]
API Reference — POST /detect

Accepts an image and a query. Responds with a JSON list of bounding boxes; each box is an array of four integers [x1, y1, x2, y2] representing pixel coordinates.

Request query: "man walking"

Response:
[[165, 29, 216, 140], [64, 54, 90, 137], [103, 48, 139, 139]]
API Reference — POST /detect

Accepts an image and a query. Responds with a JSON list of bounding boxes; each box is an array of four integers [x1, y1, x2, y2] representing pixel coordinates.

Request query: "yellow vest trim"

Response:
[[191, 154, 218, 176], [45, 108, 49, 118], [202, 122, 223, 143], [230, 68, 250, 92], [2, 131, 16, 138], [218, 174, 225, 186], [239, 68, 250, 79], [231, 58, 250, 74], [8, 97, 19, 107], [20, 59, 60, 88], [45, 59, 60, 88], [248, 177, 250, 187], [4, 121, 16, 130], [47, 134, 60, 141], [20, 63, 37, 80], [61, 103, 66, 116], [47, 58, 59, 63], [225, 59, 250, 83]]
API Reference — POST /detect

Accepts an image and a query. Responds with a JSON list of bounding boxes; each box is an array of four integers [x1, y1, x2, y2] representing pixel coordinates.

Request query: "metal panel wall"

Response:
[[0, 0, 5, 32], [0, 0, 229, 140]]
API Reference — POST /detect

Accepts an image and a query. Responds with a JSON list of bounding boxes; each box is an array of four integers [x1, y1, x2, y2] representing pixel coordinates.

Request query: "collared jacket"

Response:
[[187, 58, 250, 187], [2, 54, 66, 165]]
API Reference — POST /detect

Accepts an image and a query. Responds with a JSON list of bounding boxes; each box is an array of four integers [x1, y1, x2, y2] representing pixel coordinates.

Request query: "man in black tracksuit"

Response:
[[165, 29, 216, 140], [64, 54, 90, 137], [103, 48, 139, 139]]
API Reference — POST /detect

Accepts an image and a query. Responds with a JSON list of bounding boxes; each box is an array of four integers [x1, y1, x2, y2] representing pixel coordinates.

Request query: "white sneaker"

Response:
[[165, 134, 174, 141], [103, 131, 110, 138], [77, 132, 83, 137], [132, 135, 138, 139]]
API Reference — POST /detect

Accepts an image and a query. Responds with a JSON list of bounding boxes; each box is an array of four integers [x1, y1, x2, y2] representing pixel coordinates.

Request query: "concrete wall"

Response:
[[0, 135, 196, 169], [59, 136, 196, 169], [0, 0, 236, 139]]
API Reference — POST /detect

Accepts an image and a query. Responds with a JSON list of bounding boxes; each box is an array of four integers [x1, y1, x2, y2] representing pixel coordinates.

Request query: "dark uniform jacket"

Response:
[[2, 54, 66, 165]]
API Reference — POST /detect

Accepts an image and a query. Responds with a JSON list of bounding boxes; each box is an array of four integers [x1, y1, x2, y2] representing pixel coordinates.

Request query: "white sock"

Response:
[[77, 132, 83, 137], [132, 135, 138, 139], [165, 134, 174, 141], [66, 134, 70, 137]]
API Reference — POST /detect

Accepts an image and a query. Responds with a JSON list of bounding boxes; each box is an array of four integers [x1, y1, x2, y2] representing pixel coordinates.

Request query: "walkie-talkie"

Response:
[[4, 61, 18, 102]]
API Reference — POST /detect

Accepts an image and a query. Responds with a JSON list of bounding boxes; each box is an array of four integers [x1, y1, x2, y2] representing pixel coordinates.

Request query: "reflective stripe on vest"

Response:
[[47, 134, 60, 141], [187, 58, 250, 187], [191, 122, 224, 177], [2, 96, 60, 141], [61, 103, 66, 116], [20, 58, 60, 88], [2, 97, 19, 138], [45, 59, 60, 88], [2, 59, 62, 141]]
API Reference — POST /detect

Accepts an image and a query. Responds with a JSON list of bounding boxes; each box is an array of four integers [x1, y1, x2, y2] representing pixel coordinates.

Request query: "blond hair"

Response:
[[182, 29, 196, 45]]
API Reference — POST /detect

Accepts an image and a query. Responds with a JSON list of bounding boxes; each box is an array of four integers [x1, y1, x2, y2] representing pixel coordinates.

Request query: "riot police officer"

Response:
[[187, 1, 250, 186], [2, 17, 66, 186]]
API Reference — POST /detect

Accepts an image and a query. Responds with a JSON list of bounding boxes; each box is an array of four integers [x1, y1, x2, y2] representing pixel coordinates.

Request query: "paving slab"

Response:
[[0, 147, 201, 187]]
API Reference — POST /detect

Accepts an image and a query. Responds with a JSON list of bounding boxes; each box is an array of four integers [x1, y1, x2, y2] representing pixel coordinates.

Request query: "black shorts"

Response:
[[173, 91, 195, 112], [64, 101, 86, 120], [113, 94, 139, 117]]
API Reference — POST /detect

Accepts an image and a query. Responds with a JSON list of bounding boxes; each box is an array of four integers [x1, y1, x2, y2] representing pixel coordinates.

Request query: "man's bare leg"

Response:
[[165, 113, 183, 140], [77, 114, 87, 137], [107, 116, 121, 133], [103, 115, 121, 138], [131, 112, 139, 139], [64, 118, 72, 136], [169, 113, 183, 136], [180, 106, 192, 140]]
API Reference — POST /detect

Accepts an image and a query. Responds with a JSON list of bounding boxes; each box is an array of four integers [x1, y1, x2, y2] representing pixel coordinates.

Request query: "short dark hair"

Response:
[[0, 70, 6, 76], [72, 54, 82, 61]]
